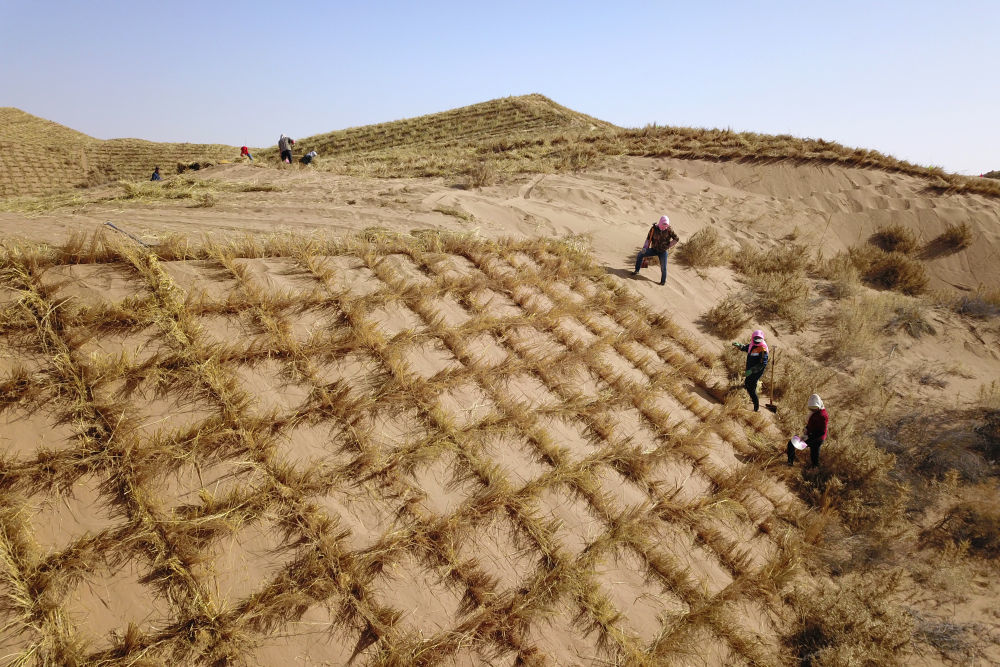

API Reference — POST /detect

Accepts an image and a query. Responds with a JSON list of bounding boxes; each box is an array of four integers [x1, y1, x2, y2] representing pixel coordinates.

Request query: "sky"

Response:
[[2, 1, 998, 175]]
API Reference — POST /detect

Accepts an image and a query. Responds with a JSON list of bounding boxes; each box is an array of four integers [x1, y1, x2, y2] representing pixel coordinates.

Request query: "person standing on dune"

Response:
[[632, 215, 679, 285], [732, 329, 769, 412], [278, 134, 294, 164], [788, 394, 828, 467]]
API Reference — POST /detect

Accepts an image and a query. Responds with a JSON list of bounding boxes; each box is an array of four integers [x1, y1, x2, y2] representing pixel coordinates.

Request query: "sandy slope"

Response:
[[1, 157, 999, 664]]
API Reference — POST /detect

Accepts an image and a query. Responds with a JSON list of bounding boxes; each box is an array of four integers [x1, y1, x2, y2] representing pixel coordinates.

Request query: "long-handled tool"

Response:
[[104, 221, 151, 248], [765, 348, 778, 413]]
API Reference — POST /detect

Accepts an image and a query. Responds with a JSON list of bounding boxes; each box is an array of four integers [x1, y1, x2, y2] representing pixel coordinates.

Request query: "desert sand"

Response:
[[1, 151, 999, 665]]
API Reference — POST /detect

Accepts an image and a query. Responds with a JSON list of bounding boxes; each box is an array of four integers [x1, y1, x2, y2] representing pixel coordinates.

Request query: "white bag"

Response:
[[790, 435, 807, 450]]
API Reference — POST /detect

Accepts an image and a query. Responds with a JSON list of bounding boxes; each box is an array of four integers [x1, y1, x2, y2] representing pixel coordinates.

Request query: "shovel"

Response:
[[765, 348, 778, 413]]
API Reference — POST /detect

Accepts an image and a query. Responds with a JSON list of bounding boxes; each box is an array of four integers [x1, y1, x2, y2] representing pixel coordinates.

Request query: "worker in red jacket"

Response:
[[788, 394, 828, 467]]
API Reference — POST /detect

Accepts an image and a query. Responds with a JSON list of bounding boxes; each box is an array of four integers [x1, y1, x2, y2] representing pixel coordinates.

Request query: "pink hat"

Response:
[[751, 329, 765, 342], [657, 215, 670, 230]]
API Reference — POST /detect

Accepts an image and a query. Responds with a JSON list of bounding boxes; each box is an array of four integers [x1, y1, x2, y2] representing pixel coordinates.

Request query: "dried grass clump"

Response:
[[464, 159, 499, 188], [674, 227, 729, 267], [787, 571, 914, 666], [731, 243, 810, 276], [846, 245, 928, 295], [814, 253, 861, 299], [929, 222, 973, 253], [749, 270, 810, 331], [433, 206, 475, 223], [699, 294, 750, 339], [869, 223, 918, 254], [882, 301, 935, 338]]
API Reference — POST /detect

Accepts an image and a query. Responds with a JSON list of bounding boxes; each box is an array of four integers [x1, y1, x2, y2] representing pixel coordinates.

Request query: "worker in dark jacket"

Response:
[[632, 215, 679, 285], [278, 134, 294, 164], [732, 329, 769, 411], [150, 166, 162, 181], [788, 394, 828, 466]]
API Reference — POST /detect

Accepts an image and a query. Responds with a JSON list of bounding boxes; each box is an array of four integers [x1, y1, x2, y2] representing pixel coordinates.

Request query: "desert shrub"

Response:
[[748, 269, 811, 330], [974, 409, 1000, 462], [730, 242, 812, 330], [787, 571, 914, 666], [464, 159, 498, 188], [882, 302, 935, 338], [871, 412, 989, 484], [929, 499, 1000, 558], [847, 245, 928, 295], [732, 242, 810, 275], [870, 223, 918, 254], [929, 222, 973, 252], [814, 253, 860, 299], [955, 290, 1000, 319], [675, 227, 729, 267], [700, 294, 750, 338], [767, 352, 835, 432], [822, 293, 900, 362]]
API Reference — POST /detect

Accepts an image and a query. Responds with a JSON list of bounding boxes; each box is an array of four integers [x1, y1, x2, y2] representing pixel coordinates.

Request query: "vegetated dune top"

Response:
[[0, 107, 237, 198], [274, 94, 618, 156], [0, 230, 797, 664], [5, 94, 999, 201]]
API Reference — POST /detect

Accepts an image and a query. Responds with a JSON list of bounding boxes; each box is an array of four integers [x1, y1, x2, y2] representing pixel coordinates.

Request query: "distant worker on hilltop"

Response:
[[632, 215, 679, 285], [278, 134, 295, 164], [732, 329, 769, 412], [150, 166, 161, 181], [241, 145, 253, 161]]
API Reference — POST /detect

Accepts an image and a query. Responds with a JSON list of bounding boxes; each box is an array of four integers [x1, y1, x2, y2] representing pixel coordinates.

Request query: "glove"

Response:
[[731, 342, 741, 349], [744, 369, 752, 377]]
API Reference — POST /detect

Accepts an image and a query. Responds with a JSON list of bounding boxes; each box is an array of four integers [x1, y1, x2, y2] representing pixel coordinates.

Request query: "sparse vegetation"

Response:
[[0, 177, 281, 214]]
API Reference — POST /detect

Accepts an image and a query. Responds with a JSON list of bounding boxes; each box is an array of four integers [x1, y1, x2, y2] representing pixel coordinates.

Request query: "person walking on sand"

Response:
[[732, 329, 769, 412], [632, 215, 679, 285], [278, 134, 294, 164], [150, 166, 162, 181], [240, 145, 253, 161], [788, 394, 828, 467]]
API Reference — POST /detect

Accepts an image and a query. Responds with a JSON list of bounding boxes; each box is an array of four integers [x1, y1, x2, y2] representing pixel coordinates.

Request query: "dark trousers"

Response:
[[634, 248, 668, 284], [744, 372, 763, 411], [280, 149, 292, 163], [788, 437, 823, 466]]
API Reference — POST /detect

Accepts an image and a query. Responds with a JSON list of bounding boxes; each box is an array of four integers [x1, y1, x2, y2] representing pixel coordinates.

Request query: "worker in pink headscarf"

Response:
[[632, 215, 679, 285], [732, 329, 769, 412]]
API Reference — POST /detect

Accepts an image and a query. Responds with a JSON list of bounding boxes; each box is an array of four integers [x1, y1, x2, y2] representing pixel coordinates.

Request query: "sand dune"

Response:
[[0, 151, 998, 665]]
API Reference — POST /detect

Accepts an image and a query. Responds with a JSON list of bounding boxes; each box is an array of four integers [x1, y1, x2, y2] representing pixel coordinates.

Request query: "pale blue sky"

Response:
[[2, 1, 997, 174]]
